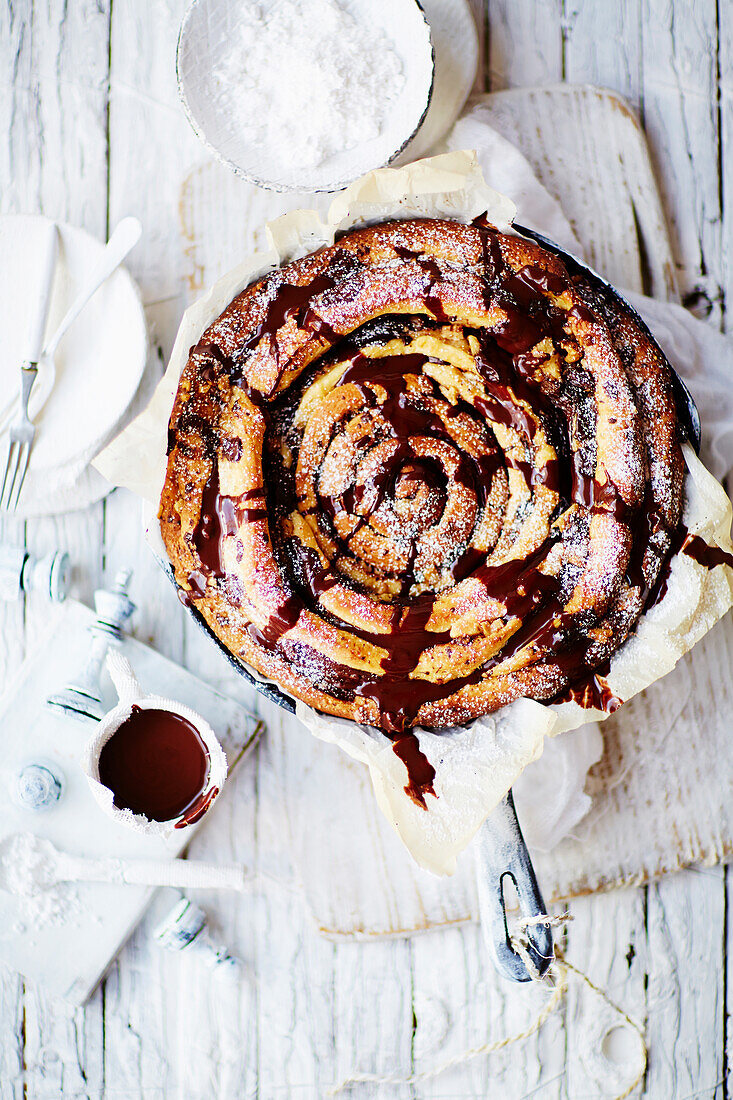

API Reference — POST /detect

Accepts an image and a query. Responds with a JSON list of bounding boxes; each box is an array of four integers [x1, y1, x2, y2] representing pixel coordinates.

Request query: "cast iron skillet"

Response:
[[159, 223, 701, 983]]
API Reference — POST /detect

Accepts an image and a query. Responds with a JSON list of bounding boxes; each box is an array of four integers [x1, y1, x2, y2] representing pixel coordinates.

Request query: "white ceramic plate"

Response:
[[0, 215, 147, 516], [176, 0, 435, 193]]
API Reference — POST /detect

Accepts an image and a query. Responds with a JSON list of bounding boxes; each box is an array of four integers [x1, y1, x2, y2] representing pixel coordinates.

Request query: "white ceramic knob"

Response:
[[154, 895, 241, 976], [11, 762, 65, 811], [0, 546, 70, 602]]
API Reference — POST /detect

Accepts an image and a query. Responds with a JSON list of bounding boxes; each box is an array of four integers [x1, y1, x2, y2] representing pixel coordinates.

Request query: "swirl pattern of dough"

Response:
[[160, 218, 685, 787]]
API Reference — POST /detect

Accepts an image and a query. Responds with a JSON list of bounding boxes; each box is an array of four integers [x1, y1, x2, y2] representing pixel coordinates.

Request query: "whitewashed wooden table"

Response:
[[1, 1, 731, 1096]]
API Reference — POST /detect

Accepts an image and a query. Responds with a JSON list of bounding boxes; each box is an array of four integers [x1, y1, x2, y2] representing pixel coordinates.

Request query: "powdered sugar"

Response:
[[210, 0, 406, 170], [9, 885, 83, 938], [0, 832, 57, 896], [0, 833, 83, 935]]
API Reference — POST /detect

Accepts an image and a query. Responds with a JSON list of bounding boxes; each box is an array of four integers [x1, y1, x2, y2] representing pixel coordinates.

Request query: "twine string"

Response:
[[326, 913, 647, 1099]]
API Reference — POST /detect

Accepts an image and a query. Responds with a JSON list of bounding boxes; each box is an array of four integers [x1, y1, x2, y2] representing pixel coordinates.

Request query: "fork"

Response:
[[0, 222, 59, 511], [0, 367, 40, 511]]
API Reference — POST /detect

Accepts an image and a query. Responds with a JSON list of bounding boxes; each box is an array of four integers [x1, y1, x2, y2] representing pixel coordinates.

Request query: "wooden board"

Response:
[[179, 84, 733, 939], [0, 599, 263, 1003]]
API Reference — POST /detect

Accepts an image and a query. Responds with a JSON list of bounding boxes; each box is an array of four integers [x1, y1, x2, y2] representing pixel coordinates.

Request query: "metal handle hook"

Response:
[[475, 790, 554, 982]]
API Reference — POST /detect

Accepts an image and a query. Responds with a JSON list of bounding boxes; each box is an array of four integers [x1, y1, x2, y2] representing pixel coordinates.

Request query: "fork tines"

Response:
[[0, 434, 33, 512]]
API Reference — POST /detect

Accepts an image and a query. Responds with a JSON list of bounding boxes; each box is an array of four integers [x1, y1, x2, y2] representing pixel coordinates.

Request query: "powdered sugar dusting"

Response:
[[211, 0, 406, 170], [0, 833, 84, 935]]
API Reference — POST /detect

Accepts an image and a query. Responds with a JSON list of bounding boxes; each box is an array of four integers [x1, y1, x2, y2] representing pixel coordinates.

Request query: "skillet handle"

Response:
[[474, 790, 554, 982]]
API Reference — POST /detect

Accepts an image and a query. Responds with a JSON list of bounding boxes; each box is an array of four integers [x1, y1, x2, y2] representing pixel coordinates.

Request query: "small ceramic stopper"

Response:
[[11, 762, 65, 811], [154, 895, 241, 977], [0, 546, 70, 603], [46, 569, 136, 721]]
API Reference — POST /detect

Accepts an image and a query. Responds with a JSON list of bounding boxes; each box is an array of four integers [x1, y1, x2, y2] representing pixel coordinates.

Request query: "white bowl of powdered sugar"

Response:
[[177, 0, 435, 192]]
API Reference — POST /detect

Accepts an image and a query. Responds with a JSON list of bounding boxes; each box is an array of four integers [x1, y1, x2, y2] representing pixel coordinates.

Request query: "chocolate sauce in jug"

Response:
[[98, 706, 211, 822]]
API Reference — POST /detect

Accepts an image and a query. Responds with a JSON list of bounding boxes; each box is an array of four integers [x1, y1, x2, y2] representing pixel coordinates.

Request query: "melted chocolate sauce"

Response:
[[648, 525, 733, 609], [239, 249, 362, 366], [683, 533, 733, 571], [192, 463, 226, 578], [175, 785, 220, 828], [247, 593, 304, 649], [551, 658, 622, 712], [391, 733, 436, 807], [190, 465, 268, 596], [393, 244, 450, 323], [98, 706, 210, 822], [570, 460, 629, 520]]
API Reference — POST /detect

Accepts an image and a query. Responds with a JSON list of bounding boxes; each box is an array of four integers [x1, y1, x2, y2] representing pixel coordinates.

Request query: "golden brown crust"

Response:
[[160, 218, 685, 734]]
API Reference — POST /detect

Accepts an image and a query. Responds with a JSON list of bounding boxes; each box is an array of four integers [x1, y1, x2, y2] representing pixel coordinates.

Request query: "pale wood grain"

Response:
[[486, 0, 562, 89], [332, 937, 413, 1100], [641, 0, 724, 322], [645, 869, 726, 1099], [0, 0, 110, 1094], [563, 0, 642, 105], [565, 890, 648, 1100], [412, 922, 567, 1099], [2, 1, 732, 1097]]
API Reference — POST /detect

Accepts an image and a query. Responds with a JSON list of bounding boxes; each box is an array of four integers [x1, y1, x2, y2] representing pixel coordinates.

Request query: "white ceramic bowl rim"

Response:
[[176, 0, 436, 193]]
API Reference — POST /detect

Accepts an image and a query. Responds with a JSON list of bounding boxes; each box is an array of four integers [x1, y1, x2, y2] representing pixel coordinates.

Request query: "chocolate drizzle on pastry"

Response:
[[160, 217, 701, 806]]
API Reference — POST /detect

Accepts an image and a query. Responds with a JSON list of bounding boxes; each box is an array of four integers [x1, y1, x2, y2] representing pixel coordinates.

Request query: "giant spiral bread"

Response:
[[160, 217, 692, 798]]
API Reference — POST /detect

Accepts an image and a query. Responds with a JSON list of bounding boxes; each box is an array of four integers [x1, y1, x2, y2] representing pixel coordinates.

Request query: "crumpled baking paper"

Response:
[[95, 147, 733, 876]]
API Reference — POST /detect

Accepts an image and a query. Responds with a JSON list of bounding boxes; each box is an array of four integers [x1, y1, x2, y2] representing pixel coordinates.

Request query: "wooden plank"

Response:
[[0, 0, 109, 228], [486, 0, 562, 90], [0, 0, 111, 1094], [412, 922, 566, 1099], [252, 705, 339, 1098], [332, 937, 413, 1100], [101, 0, 201, 1091], [563, 0, 642, 108], [640, 0, 723, 322], [638, 6, 727, 1095], [565, 891, 647, 1100], [645, 869, 726, 1099]]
